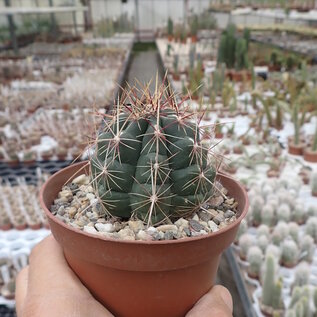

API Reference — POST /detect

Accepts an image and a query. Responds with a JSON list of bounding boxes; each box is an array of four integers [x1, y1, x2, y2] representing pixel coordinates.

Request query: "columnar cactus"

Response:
[[252, 195, 264, 226], [90, 83, 216, 225], [247, 246, 263, 278], [311, 173, 317, 196], [257, 235, 269, 253], [261, 254, 283, 311], [256, 224, 270, 238]]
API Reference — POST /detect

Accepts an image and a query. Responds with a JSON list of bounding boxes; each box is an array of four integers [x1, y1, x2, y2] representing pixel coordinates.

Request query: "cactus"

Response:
[[238, 233, 253, 260], [290, 287, 303, 308], [276, 203, 291, 223], [311, 173, 317, 196], [167, 17, 173, 37], [189, 44, 196, 70], [234, 219, 248, 243], [292, 202, 307, 225], [266, 244, 281, 262], [257, 235, 269, 253], [288, 222, 299, 242], [313, 288, 317, 317], [235, 38, 248, 70], [257, 224, 270, 238], [251, 195, 264, 226], [281, 239, 299, 267], [300, 235, 315, 262], [90, 82, 216, 225], [262, 253, 283, 310], [173, 54, 179, 76], [292, 102, 301, 146], [189, 14, 199, 36], [293, 262, 310, 288], [261, 204, 275, 227], [307, 205, 317, 217], [247, 246, 263, 278], [305, 217, 317, 243], [285, 310, 296, 317], [272, 278, 283, 310]]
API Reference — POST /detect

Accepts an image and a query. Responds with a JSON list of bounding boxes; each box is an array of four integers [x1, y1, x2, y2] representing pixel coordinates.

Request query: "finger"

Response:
[[15, 266, 29, 317], [27, 235, 89, 296], [186, 285, 233, 317]]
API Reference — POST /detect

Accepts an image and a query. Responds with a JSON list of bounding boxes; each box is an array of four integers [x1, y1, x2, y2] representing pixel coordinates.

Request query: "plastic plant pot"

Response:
[[40, 161, 249, 317]]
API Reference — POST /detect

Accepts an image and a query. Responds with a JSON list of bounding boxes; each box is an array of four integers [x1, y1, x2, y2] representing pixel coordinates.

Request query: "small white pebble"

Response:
[[174, 218, 189, 228], [192, 214, 199, 221], [208, 221, 219, 232], [95, 223, 114, 233], [83, 226, 97, 234], [73, 174, 89, 185]]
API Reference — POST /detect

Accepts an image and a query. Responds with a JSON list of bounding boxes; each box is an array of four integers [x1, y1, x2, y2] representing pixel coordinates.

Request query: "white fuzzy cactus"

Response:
[[288, 222, 300, 242], [276, 203, 291, 222], [247, 246, 263, 278], [257, 235, 269, 253], [266, 244, 281, 262], [261, 253, 283, 311], [293, 262, 310, 288], [256, 224, 270, 238], [307, 205, 317, 217], [281, 239, 299, 267], [261, 204, 276, 227], [300, 235, 315, 263], [292, 202, 307, 225], [272, 222, 289, 246], [252, 195, 264, 226], [238, 233, 253, 260], [305, 217, 317, 243], [234, 219, 248, 244], [311, 172, 317, 196]]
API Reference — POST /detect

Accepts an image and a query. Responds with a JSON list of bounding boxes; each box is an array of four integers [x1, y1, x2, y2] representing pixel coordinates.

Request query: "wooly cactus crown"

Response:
[[90, 81, 217, 225]]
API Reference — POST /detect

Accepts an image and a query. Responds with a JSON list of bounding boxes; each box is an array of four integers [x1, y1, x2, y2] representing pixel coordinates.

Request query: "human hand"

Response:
[[16, 235, 233, 317], [15, 235, 114, 317]]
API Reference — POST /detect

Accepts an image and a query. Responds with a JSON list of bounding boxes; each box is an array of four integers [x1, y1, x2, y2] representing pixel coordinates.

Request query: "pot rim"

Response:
[[40, 161, 248, 246]]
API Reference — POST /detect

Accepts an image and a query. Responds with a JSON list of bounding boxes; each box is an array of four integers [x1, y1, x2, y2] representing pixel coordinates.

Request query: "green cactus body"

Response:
[[91, 106, 216, 225], [262, 254, 276, 307], [272, 278, 283, 310]]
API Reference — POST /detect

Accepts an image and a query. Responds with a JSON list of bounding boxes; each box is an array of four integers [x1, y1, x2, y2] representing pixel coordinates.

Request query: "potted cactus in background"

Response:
[[172, 54, 180, 81], [40, 81, 248, 317], [288, 102, 305, 156], [304, 121, 317, 162], [167, 17, 173, 42], [261, 253, 284, 316]]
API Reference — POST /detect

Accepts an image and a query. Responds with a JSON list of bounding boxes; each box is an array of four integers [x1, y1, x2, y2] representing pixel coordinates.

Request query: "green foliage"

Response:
[[188, 59, 204, 98], [167, 17, 173, 36], [189, 14, 199, 36], [243, 28, 251, 49], [173, 54, 179, 75], [95, 18, 114, 38], [217, 24, 249, 70], [235, 38, 249, 70], [90, 83, 216, 225]]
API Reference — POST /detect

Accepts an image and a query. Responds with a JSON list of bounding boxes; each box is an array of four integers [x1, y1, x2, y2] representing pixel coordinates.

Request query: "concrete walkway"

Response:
[[127, 50, 162, 94]]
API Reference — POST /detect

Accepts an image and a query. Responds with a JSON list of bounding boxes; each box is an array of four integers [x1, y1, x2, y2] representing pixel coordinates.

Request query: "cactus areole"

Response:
[[90, 97, 216, 226]]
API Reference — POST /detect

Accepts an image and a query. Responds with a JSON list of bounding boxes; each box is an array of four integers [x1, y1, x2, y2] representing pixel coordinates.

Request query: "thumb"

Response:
[[186, 285, 233, 317]]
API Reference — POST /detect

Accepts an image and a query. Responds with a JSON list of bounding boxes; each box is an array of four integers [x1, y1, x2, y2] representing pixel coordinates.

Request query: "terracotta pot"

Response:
[[215, 132, 224, 139], [304, 149, 317, 163], [288, 142, 305, 156], [40, 162, 248, 317]]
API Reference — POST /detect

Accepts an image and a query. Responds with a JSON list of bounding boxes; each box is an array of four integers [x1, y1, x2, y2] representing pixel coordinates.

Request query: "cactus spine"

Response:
[[90, 82, 216, 225]]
